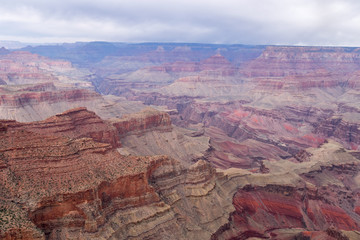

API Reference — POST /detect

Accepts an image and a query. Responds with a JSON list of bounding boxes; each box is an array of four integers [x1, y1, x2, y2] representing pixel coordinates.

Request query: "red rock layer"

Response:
[[1, 107, 120, 147], [0, 88, 100, 107], [0, 108, 175, 238], [29, 157, 169, 236], [212, 183, 360, 239], [112, 107, 172, 136]]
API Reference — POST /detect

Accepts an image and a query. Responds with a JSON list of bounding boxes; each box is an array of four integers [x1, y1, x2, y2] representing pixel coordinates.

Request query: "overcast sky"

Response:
[[1, 0, 360, 46]]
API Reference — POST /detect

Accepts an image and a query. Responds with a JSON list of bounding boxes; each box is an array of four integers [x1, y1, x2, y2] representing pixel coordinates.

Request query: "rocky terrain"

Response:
[[1, 42, 360, 239], [0, 51, 149, 122], [1, 109, 359, 240]]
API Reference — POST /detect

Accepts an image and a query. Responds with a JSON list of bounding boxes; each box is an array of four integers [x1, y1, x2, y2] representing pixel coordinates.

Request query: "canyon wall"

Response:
[[2, 43, 360, 239]]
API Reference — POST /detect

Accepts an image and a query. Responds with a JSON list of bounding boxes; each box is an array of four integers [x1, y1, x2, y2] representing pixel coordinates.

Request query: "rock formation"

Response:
[[2, 43, 360, 239], [211, 140, 360, 239], [112, 107, 172, 136], [2, 107, 121, 147], [1, 107, 360, 239], [0, 108, 228, 239]]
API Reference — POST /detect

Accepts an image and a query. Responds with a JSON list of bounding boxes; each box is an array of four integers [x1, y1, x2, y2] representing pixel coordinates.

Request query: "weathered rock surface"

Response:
[[241, 46, 360, 78], [2, 107, 121, 147], [211, 141, 360, 239], [95, 53, 240, 97], [0, 82, 149, 122], [112, 107, 172, 136], [3, 43, 360, 239], [0, 51, 149, 122], [119, 125, 211, 166], [0, 51, 92, 88], [117, 45, 360, 171], [2, 109, 359, 240], [0, 109, 233, 240]]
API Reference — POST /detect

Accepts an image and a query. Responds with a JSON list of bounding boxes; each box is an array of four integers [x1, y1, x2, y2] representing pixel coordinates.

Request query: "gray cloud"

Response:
[[1, 0, 360, 46]]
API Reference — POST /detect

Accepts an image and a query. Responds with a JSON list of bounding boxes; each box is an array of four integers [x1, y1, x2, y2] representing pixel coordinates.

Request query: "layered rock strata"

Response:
[[1, 108, 360, 239], [211, 140, 360, 239], [0, 109, 232, 239], [112, 107, 172, 136]]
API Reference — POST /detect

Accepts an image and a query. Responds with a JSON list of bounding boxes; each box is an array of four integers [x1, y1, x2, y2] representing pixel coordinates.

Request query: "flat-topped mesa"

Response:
[[2, 107, 120, 147], [112, 107, 172, 136], [148, 54, 235, 74], [240, 46, 360, 90]]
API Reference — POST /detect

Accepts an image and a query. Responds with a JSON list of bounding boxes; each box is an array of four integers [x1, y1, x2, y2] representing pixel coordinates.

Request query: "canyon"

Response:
[[1, 43, 360, 239]]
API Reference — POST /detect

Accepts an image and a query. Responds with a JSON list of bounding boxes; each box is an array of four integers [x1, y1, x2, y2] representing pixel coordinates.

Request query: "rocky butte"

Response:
[[1, 43, 360, 239]]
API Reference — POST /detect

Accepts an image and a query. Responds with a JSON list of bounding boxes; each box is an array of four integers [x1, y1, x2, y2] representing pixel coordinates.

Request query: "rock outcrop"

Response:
[[2, 108, 359, 240], [0, 109, 232, 239], [112, 107, 172, 136], [3, 42, 360, 239], [211, 140, 360, 239], [2, 107, 121, 147]]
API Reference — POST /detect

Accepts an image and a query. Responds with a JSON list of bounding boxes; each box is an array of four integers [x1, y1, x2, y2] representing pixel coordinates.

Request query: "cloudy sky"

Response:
[[1, 0, 360, 46]]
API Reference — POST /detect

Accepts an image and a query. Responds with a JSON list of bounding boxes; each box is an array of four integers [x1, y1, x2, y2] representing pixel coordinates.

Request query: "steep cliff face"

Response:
[[112, 107, 172, 136], [2, 107, 120, 147], [111, 107, 212, 165], [0, 114, 119, 239]]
